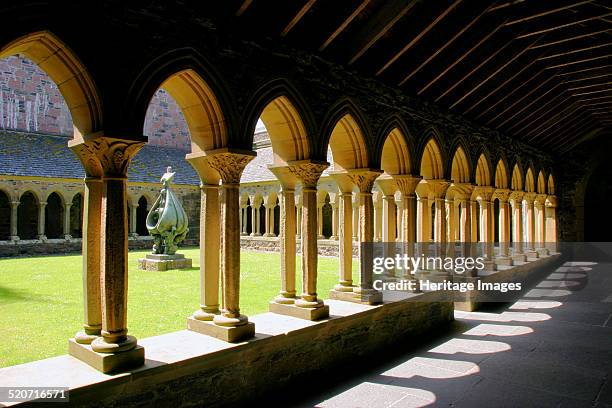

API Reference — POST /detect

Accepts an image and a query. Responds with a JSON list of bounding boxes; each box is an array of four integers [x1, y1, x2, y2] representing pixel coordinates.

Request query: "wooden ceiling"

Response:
[[217, 0, 611, 155]]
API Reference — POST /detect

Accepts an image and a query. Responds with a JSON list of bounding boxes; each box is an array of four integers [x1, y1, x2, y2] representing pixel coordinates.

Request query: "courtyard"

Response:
[[0, 249, 358, 368]]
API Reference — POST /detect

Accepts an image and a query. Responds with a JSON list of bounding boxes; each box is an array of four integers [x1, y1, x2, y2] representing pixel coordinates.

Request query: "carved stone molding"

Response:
[[207, 152, 255, 184], [347, 169, 383, 193], [492, 188, 511, 202], [286, 161, 328, 188], [69, 137, 144, 178], [545, 195, 558, 207], [509, 190, 525, 202], [392, 175, 422, 196]]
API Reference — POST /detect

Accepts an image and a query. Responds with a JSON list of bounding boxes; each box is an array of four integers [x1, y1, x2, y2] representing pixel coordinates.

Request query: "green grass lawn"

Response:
[[0, 248, 358, 368]]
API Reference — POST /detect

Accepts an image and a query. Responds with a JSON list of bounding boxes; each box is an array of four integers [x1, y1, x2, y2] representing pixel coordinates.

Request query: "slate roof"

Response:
[[0, 131, 336, 185]]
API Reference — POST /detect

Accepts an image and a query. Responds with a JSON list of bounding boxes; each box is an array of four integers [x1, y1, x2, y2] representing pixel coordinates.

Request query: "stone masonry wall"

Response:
[[0, 55, 191, 150]]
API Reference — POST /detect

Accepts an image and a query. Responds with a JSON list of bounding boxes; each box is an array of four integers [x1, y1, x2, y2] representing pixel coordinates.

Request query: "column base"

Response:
[[74, 330, 100, 345], [272, 294, 296, 304], [240, 232, 249, 236], [481, 260, 497, 273], [269, 301, 329, 321], [536, 248, 550, 257], [64, 234, 73, 240], [138, 254, 193, 271], [38, 235, 47, 241], [494, 257, 513, 266], [9, 236, 19, 241], [187, 317, 255, 343], [333, 281, 355, 292], [525, 250, 539, 260], [330, 288, 383, 305], [193, 308, 220, 321], [512, 253, 527, 262], [68, 339, 144, 373], [262, 233, 274, 237]]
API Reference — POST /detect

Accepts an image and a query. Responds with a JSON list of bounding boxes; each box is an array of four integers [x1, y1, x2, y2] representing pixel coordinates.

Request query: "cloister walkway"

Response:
[[269, 255, 612, 408]]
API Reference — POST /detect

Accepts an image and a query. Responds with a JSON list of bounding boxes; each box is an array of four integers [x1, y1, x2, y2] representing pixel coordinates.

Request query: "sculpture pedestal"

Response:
[[138, 253, 192, 271]]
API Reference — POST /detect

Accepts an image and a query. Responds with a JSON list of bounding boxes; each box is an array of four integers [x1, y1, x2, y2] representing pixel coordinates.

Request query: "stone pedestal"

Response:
[[495, 257, 513, 266], [138, 253, 192, 271], [269, 302, 329, 321], [512, 253, 527, 262], [187, 317, 255, 343], [329, 288, 383, 305], [68, 339, 144, 373]]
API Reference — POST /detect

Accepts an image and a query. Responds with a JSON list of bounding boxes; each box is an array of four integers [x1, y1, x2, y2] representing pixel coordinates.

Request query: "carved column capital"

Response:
[[347, 169, 383, 193], [509, 190, 525, 202], [286, 160, 329, 189], [545, 195, 558, 207], [69, 136, 144, 178], [391, 174, 422, 196], [206, 151, 256, 184], [492, 188, 511, 202]]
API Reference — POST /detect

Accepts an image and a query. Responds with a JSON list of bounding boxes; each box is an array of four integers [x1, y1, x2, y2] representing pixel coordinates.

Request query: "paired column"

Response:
[[349, 169, 383, 303], [494, 190, 512, 265], [240, 205, 248, 235], [317, 203, 324, 239], [63, 202, 73, 239], [535, 194, 547, 254], [330, 201, 339, 240], [510, 191, 526, 261], [276, 187, 297, 303], [545, 195, 558, 252], [393, 175, 421, 280], [129, 203, 137, 237], [69, 136, 144, 357], [9, 200, 19, 240], [524, 193, 537, 257], [37, 201, 47, 240], [476, 187, 496, 271], [335, 191, 354, 291]]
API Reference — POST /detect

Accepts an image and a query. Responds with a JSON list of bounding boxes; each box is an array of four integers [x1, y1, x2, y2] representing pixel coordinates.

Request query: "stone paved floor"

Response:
[[285, 257, 612, 408]]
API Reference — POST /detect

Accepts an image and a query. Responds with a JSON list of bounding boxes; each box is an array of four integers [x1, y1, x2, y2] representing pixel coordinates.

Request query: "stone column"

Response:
[[69, 137, 144, 361], [535, 194, 548, 255], [545, 195, 558, 252], [74, 177, 103, 344], [64, 202, 73, 239], [417, 195, 429, 259], [129, 203, 137, 236], [395, 196, 403, 241], [510, 191, 525, 262], [446, 198, 455, 258], [373, 194, 383, 242], [459, 199, 471, 257], [382, 195, 396, 243], [470, 200, 478, 243], [9, 200, 19, 240], [37, 201, 47, 240], [317, 203, 324, 239], [330, 202, 339, 240], [295, 200, 302, 238], [433, 196, 447, 259], [352, 198, 359, 241], [349, 169, 383, 304], [393, 175, 421, 279], [192, 183, 221, 321], [208, 151, 256, 335], [524, 193, 537, 257], [263, 202, 272, 237], [499, 199, 511, 258], [335, 192, 354, 291], [269, 205, 276, 237], [481, 200, 496, 271], [275, 187, 297, 303], [453, 200, 461, 241]]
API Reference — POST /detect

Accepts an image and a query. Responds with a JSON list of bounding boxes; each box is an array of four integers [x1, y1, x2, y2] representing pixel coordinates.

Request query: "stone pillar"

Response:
[[63, 202, 73, 239], [453, 200, 461, 241], [510, 191, 526, 262], [69, 137, 145, 365], [499, 199, 511, 258], [295, 201, 302, 238], [349, 170, 383, 304], [459, 199, 471, 257], [207, 151, 256, 338], [9, 200, 19, 240], [37, 201, 47, 240], [335, 192, 354, 291], [470, 200, 478, 243], [129, 203, 137, 236], [393, 175, 421, 279], [192, 183, 221, 321], [373, 194, 383, 242], [481, 199, 496, 270], [330, 202, 339, 240], [382, 194, 396, 243], [74, 177, 103, 344], [446, 198, 455, 258], [545, 195, 558, 252], [524, 193, 537, 258], [395, 196, 403, 241], [417, 195, 429, 259], [352, 198, 359, 241], [535, 194, 548, 255], [317, 204, 324, 239], [433, 196, 447, 260], [275, 187, 297, 303], [269, 205, 276, 237]]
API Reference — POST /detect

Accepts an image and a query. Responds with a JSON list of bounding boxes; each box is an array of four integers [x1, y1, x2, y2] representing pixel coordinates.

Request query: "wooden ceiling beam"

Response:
[[504, 0, 596, 26], [281, 0, 317, 36], [236, 0, 254, 16], [556, 63, 612, 76], [568, 80, 612, 90], [347, 0, 420, 65], [319, 0, 371, 51], [523, 101, 582, 141], [556, 123, 601, 153], [565, 72, 612, 83], [418, 21, 506, 94], [533, 107, 594, 145], [574, 87, 612, 96], [517, 12, 612, 39], [545, 54, 612, 70], [508, 91, 574, 134], [376, 0, 464, 76], [537, 42, 612, 60], [530, 29, 611, 49]]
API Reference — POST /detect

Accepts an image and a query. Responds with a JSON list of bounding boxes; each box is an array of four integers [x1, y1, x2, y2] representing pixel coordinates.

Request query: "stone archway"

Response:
[[45, 192, 64, 239], [18, 192, 38, 240], [0, 190, 10, 240]]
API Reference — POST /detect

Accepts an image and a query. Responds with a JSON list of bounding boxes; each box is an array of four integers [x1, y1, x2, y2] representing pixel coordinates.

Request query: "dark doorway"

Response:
[[585, 164, 612, 242], [45, 192, 64, 239], [71, 193, 83, 238], [0, 190, 10, 240], [18, 192, 38, 239], [137, 196, 149, 236]]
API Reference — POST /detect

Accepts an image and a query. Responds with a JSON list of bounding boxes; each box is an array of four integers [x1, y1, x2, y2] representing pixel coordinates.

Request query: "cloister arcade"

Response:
[[0, 29, 558, 376]]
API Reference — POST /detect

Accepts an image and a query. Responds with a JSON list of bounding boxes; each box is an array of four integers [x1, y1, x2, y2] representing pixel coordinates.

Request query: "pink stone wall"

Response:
[[0, 55, 191, 150]]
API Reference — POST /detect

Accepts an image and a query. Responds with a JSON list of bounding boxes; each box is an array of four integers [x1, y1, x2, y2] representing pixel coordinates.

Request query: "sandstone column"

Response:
[[352, 198, 359, 241], [493, 190, 512, 265], [393, 175, 421, 279], [9, 200, 19, 240], [510, 191, 526, 262], [349, 169, 383, 304], [524, 193, 537, 258], [535, 194, 548, 255], [446, 198, 455, 258], [275, 187, 296, 303], [37, 201, 47, 240], [545, 195, 558, 252], [269, 205, 276, 236], [335, 191, 354, 291], [69, 137, 144, 358], [317, 203, 324, 239], [331, 201, 339, 240], [193, 182, 221, 321], [63, 202, 73, 239], [295, 200, 302, 238], [74, 177, 103, 344], [395, 196, 403, 241]]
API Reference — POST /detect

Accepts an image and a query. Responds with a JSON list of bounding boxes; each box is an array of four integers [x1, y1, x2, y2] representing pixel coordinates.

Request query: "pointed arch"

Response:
[[525, 168, 535, 193], [420, 138, 444, 179], [381, 127, 411, 175], [537, 171, 546, 194], [327, 113, 369, 171], [0, 31, 103, 139], [157, 69, 227, 154], [494, 159, 509, 189], [475, 153, 492, 186], [450, 146, 470, 183], [511, 163, 523, 191], [547, 174, 555, 195]]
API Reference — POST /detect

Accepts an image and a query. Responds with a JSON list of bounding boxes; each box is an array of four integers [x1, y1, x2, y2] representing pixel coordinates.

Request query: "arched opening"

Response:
[[45, 192, 64, 239], [585, 163, 612, 241], [537, 171, 546, 194], [525, 168, 535, 193], [258, 96, 309, 165], [495, 160, 508, 189], [246, 198, 253, 235], [420, 138, 443, 179], [328, 114, 369, 171], [547, 174, 555, 195], [475, 154, 491, 187], [381, 128, 411, 175], [0, 32, 102, 140], [0, 190, 10, 240], [322, 193, 333, 239], [511, 164, 523, 191], [273, 198, 280, 236], [451, 147, 470, 183], [70, 193, 83, 238], [136, 196, 149, 236], [18, 192, 38, 239]]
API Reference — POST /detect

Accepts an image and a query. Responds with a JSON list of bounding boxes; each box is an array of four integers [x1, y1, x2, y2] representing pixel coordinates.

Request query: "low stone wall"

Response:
[[2, 295, 453, 408], [239, 235, 359, 257]]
